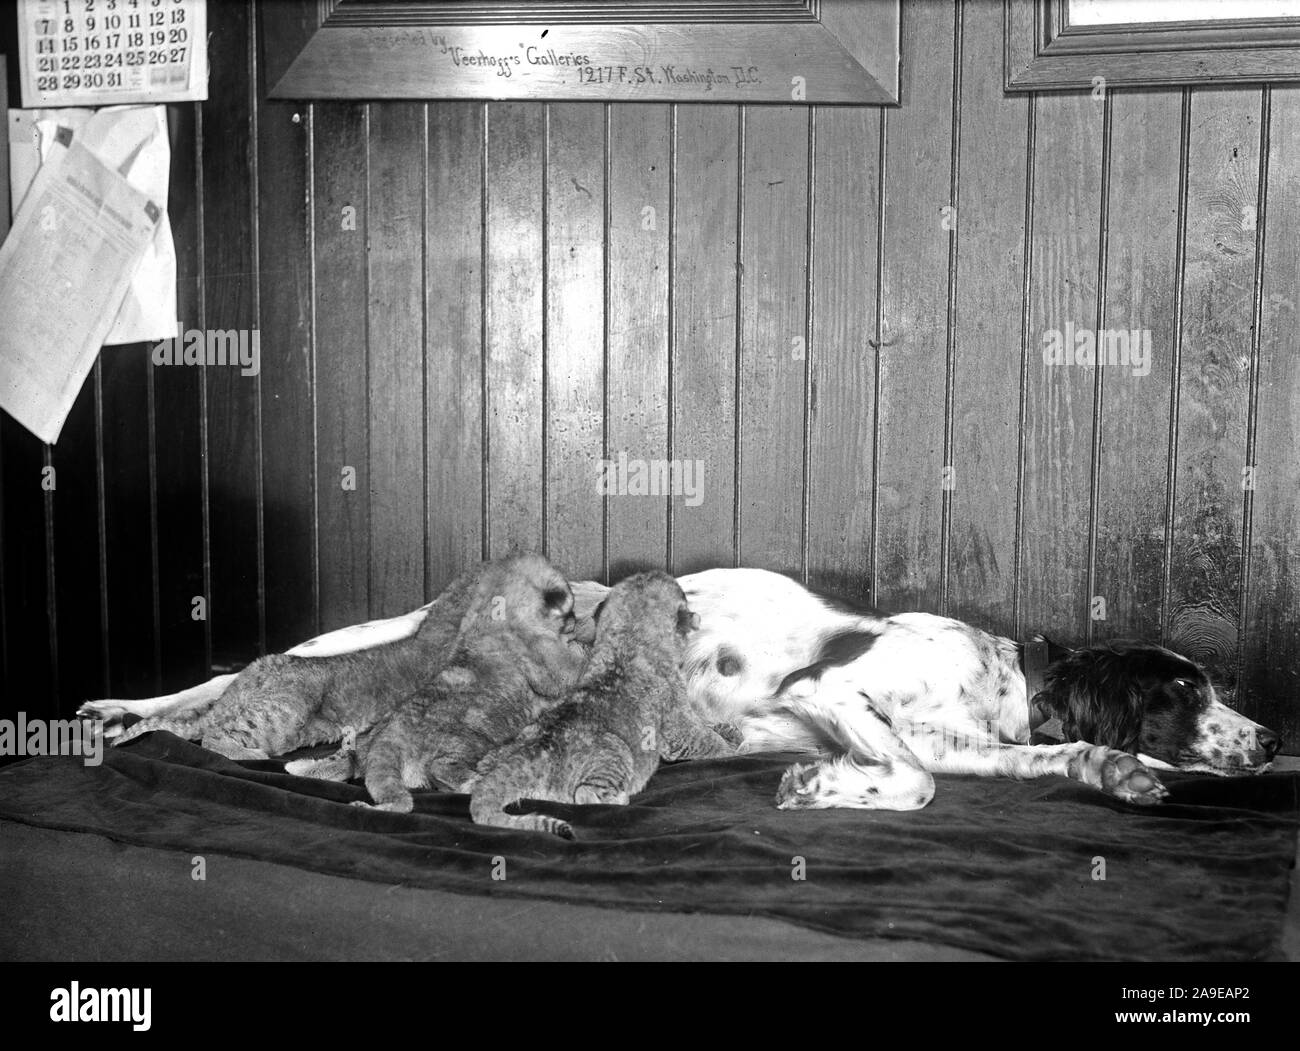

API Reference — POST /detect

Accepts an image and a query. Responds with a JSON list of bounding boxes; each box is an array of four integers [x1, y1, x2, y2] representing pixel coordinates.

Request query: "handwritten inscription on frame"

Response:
[[264, 2, 900, 105]]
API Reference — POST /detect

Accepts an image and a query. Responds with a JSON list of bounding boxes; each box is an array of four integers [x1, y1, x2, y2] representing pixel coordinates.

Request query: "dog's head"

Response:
[[1038, 640, 1280, 775]]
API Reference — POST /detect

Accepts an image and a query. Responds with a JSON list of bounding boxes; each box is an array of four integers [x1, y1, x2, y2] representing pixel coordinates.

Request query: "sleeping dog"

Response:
[[633, 569, 1279, 810], [80, 566, 1279, 810]]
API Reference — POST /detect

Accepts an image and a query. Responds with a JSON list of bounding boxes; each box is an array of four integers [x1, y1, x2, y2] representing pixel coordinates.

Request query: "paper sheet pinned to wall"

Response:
[[7, 104, 176, 344], [0, 139, 162, 444]]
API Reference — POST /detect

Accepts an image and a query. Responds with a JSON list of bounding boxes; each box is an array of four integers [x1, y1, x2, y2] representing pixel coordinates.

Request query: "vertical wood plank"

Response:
[[426, 102, 486, 595], [875, 0, 955, 614], [256, 47, 315, 652], [607, 104, 671, 578], [1241, 86, 1297, 743], [203, 2, 262, 670], [1091, 90, 1182, 643], [670, 106, 739, 576], [154, 102, 208, 691], [543, 103, 604, 583], [367, 102, 427, 618], [485, 103, 545, 557], [0, 55, 7, 692], [101, 346, 157, 695], [0, 55, 8, 244], [737, 105, 808, 575], [51, 377, 105, 711], [0, 420, 54, 714], [806, 105, 878, 604], [312, 103, 370, 632], [946, 1, 1026, 636], [1021, 93, 1104, 641], [1167, 88, 1261, 692]]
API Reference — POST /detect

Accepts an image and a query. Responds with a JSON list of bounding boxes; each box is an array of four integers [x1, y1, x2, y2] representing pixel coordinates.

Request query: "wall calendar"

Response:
[[16, 0, 207, 108]]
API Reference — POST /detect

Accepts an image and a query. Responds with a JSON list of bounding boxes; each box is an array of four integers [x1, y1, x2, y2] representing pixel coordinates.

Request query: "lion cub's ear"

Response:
[[543, 586, 572, 611]]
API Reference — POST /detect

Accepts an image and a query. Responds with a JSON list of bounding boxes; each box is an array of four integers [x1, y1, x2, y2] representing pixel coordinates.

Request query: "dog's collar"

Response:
[[1020, 639, 1064, 741]]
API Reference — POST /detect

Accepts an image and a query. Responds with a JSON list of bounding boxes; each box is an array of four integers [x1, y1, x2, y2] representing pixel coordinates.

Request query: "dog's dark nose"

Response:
[[1256, 729, 1280, 758]]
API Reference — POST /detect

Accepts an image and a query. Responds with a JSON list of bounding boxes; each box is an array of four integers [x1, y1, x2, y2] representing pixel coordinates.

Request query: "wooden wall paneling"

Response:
[[426, 102, 486, 594], [606, 103, 671, 579], [1241, 86, 1297, 742], [203, 3, 263, 670], [154, 103, 208, 691], [0, 418, 54, 714], [875, 0, 955, 613], [737, 105, 809, 576], [543, 103, 605, 584], [805, 105, 879, 604], [367, 102, 428, 618], [100, 345, 158, 695], [669, 106, 739, 576], [946, 0, 1027, 637], [0, 54, 7, 243], [256, 34, 316, 653], [1091, 89, 1182, 643], [1166, 88, 1262, 694], [1020, 93, 1104, 642], [485, 103, 546, 558], [50, 374, 105, 712], [311, 103, 370, 632], [257, 16, 317, 649], [0, 54, 7, 694]]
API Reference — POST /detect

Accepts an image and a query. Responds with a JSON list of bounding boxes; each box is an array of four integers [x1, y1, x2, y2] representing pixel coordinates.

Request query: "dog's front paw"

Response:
[[1103, 751, 1168, 805], [1076, 747, 1168, 805]]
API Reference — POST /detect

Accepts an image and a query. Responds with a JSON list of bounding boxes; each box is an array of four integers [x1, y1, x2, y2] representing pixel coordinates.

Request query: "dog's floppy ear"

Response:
[[1039, 648, 1145, 752]]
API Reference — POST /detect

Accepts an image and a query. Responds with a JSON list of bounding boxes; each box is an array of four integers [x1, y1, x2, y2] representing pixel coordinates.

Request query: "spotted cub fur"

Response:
[[469, 571, 736, 839], [337, 553, 590, 813]]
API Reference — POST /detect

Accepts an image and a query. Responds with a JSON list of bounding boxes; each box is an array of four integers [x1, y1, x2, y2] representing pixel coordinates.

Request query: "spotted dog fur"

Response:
[[670, 570, 1278, 810], [469, 572, 734, 838]]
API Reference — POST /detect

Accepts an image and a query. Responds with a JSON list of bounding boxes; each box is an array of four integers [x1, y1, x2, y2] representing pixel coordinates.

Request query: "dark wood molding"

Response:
[[1005, 0, 1300, 91], [263, 0, 899, 104]]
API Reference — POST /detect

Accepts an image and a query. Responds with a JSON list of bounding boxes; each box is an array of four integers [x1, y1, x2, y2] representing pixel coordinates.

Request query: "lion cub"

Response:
[[111, 564, 485, 760], [469, 571, 736, 839], [342, 553, 590, 812]]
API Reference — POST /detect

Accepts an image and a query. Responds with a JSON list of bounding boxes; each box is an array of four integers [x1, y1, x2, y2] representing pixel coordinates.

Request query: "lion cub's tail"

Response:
[[112, 709, 213, 747], [469, 790, 574, 839]]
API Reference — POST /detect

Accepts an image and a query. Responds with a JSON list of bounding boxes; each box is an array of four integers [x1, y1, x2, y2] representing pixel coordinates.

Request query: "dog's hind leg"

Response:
[[77, 674, 238, 738], [776, 688, 935, 811]]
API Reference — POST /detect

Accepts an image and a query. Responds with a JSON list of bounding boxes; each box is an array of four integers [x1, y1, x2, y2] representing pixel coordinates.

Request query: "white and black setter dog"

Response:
[[80, 566, 1280, 811]]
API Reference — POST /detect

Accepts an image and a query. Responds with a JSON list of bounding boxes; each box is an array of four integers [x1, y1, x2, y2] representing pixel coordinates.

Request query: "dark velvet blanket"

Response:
[[0, 733, 1295, 961]]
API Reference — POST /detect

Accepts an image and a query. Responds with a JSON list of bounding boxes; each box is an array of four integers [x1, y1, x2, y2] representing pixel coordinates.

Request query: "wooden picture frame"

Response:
[[263, 0, 900, 104], [1005, 0, 1300, 91]]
